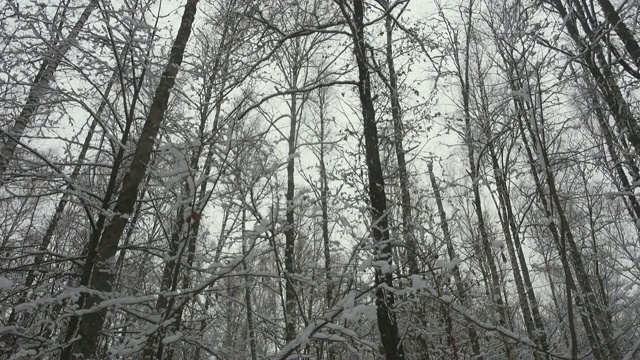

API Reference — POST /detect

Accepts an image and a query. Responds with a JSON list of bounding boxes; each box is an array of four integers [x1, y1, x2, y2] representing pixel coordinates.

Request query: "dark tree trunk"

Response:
[[382, 1, 418, 276], [59, 0, 200, 357], [457, 6, 513, 356], [8, 78, 114, 324], [284, 91, 298, 343], [595, 0, 640, 70], [0, 0, 98, 180], [427, 160, 482, 358], [317, 90, 333, 309], [337, 0, 404, 358]]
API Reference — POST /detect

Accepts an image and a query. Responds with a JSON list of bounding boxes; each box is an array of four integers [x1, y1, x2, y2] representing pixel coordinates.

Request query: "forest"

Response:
[[1, 0, 640, 358]]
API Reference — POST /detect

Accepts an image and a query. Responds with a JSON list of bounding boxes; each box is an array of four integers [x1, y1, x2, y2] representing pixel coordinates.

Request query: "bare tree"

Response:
[[59, 0, 201, 356], [336, 0, 404, 358], [1, 0, 98, 180]]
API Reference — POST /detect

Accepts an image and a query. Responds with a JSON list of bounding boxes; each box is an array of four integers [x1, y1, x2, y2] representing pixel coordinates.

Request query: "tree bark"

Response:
[[382, 1, 418, 276], [284, 89, 298, 343], [595, 0, 640, 70], [511, 78, 606, 359], [339, 0, 404, 358], [0, 0, 99, 180], [58, 0, 200, 357], [8, 77, 114, 324], [487, 143, 548, 359], [243, 207, 258, 360], [552, 0, 640, 156], [317, 89, 333, 309], [582, 71, 640, 219], [427, 160, 482, 358], [458, 5, 513, 356]]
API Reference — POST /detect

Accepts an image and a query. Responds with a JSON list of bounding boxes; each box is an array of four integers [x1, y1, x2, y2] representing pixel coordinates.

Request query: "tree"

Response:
[[336, 0, 404, 358], [3, 0, 640, 358], [0, 0, 98, 180], [60, 0, 201, 356]]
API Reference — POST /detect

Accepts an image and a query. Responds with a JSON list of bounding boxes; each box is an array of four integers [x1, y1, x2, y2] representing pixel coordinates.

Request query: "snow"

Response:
[[372, 260, 393, 273], [603, 191, 634, 199], [411, 274, 427, 290], [440, 294, 453, 303], [0, 277, 13, 290], [99, 295, 157, 308], [108, 335, 148, 356], [447, 257, 461, 269], [288, 152, 300, 160], [358, 257, 372, 271], [325, 323, 358, 337], [162, 332, 183, 344], [510, 85, 532, 103], [311, 332, 346, 341], [9, 349, 37, 359], [435, 257, 461, 270], [338, 215, 352, 229]]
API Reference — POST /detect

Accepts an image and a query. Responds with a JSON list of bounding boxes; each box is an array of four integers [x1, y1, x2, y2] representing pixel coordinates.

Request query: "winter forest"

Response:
[[2, 0, 640, 358]]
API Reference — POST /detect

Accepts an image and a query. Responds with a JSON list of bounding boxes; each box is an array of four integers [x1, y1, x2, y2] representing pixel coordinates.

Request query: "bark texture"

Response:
[[59, 0, 200, 357], [0, 0, 99, 179], [346, 0, 404, 357]]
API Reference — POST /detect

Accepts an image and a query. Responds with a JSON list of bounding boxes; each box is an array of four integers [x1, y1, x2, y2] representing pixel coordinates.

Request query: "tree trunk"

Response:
[[243, 207, 258, 360], [315, 88, 335, 360], [144, 22, 233, 356], [458, 7, 513, 355], [340, 0, 404, 358], [595, 0, 640, 70], [0, 0, 98, 179], [487, 144, 547, 359], [382, 0, 418, 276], [466, 132, 513, 359], [582, 71, 640, 219], [552, 0, 640, 156], [8, 77, 114, 324], [427, 160, 482, 358], [60, 72, 140, 359], [284, 90, 298, 343], [59, 0, 200, 357], [511, 81, 605, 359]]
